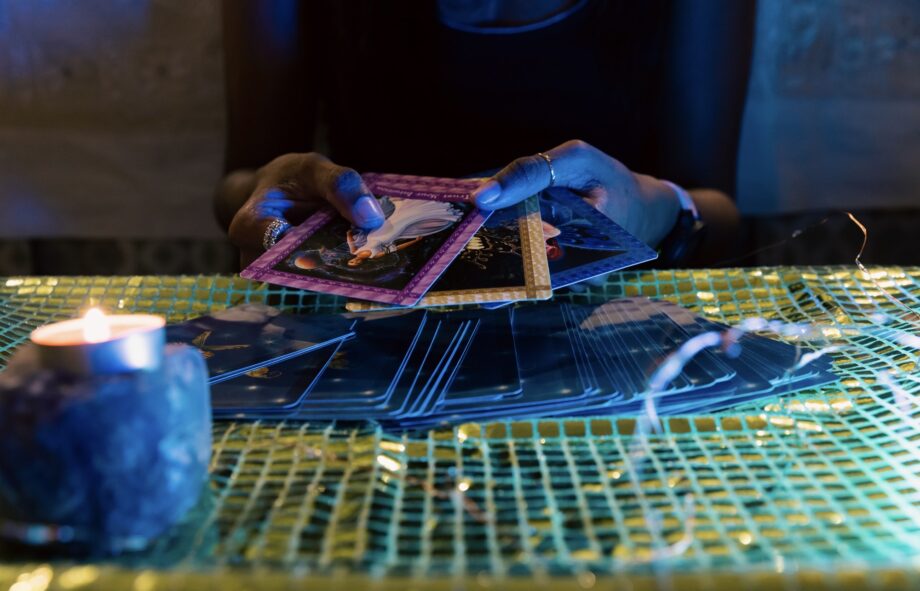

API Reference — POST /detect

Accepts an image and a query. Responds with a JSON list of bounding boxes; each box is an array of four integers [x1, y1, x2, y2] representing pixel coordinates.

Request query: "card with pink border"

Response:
[[241, 175, 490, 306]]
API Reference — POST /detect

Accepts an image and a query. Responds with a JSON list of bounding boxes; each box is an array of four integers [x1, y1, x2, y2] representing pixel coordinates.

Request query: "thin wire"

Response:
[[846, 211, 920, 325], [716, 216, 831, 267]]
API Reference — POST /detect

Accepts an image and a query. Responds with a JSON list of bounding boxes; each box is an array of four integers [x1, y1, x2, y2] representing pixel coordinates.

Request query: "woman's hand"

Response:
[[472, 140, 681, 247], [222, 153, 385, 267]]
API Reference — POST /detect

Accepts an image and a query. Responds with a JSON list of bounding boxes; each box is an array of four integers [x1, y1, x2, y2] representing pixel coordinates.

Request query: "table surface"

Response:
[[1, 267, 919, 590]]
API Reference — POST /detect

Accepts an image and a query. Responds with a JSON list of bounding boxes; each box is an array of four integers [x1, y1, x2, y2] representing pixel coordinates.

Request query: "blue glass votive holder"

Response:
[[0, 312, 211, 554]]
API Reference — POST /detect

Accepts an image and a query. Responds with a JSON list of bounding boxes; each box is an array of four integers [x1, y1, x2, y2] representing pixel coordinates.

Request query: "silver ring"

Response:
[[262, 218, 291, 251], [537, 152, 556, 187]]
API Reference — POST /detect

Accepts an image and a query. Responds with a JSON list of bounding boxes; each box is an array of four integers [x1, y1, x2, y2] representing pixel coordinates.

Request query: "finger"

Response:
[[257, 187, 315, 224], [252, 153, 385, 229], [227, 187, 311, 254], [314, 163, 385, 229], [472, 140, 603, 210], [472, 154, 551, 210]]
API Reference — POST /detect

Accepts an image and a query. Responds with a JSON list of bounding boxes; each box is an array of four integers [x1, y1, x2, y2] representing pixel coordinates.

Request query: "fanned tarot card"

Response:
[[165, 303, 355, 384], [346, 195, 551, 310], [241, 174, 491, 306]]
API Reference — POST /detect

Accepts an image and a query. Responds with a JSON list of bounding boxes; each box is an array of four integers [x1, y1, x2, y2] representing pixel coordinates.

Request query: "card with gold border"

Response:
[[346, 196, 551, 311]]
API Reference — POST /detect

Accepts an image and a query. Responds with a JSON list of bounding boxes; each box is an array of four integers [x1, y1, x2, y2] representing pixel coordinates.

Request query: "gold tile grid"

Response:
[[0, 267, 919, 589]]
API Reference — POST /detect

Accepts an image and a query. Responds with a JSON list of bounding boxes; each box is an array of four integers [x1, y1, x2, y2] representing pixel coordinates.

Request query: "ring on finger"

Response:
[[537, 152, 556, 187], [262, 218, 291, 251]]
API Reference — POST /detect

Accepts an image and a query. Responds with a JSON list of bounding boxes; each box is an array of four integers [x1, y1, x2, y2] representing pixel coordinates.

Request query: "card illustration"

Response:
[[346, 196, 551, 310], [242, 177, 491, 306]]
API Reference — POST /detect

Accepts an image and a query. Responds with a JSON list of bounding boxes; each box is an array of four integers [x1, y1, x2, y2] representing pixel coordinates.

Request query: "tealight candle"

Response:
[[0, 308, 211, 554], [30, 308, 166, 375]]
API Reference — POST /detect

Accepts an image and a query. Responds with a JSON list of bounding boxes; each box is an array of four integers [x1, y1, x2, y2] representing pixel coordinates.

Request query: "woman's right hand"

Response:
[[223, 152, 385, 267]]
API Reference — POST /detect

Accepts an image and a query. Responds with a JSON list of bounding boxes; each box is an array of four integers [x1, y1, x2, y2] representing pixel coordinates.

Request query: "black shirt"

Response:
[[321, 1, 673, 179], [224, 0, 753, 195]]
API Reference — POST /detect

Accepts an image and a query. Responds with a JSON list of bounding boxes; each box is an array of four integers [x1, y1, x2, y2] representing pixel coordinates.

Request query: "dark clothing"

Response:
[[323, 1, 668, 179], [224, 1, 755, 195]]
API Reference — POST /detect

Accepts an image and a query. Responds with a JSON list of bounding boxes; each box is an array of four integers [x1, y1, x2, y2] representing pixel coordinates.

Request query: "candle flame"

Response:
[[82, 308, 111, 343]]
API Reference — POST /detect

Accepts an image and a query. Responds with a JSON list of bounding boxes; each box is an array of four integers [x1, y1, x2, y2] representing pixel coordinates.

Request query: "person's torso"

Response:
[[320, 0, 672, 177]]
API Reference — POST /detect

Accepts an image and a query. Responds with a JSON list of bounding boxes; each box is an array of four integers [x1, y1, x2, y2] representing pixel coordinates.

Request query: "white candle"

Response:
[[30, 308, 166, 375]]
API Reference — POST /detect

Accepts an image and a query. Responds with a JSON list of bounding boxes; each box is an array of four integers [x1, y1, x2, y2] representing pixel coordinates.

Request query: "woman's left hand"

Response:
[[472, 140, 681, 247]]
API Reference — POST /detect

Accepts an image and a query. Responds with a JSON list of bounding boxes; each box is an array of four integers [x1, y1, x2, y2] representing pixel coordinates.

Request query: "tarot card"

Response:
[[481, 301, 513, 310], [242, 175, 491, 306], [288, 315, 475, 420], [165, 304, 355, 384], [295, 309, 429, 407], [398, 317, 478, 418], [346, 196, 551, 310], [565, 301, 647, 397], [362, 173, 483, 201], [602, 299, 735, 392], [440, 308, 521, 406], [210, 340, 344, 413], [650, 299, 835, 378], [540, 187, 658, 289], [400, 304, 599, 429], [380, 315, 477, 419]]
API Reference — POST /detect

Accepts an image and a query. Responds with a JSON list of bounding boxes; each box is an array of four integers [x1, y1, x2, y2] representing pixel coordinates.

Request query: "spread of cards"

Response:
[[167, 300, 837, 429], [169, 173, 838, 427], [241, 173, 659, 308]]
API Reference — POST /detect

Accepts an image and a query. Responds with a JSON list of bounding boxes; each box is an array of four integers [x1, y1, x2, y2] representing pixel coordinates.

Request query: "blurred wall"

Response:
[[0, 0, 225, 240], [737, 0, 919, 214]]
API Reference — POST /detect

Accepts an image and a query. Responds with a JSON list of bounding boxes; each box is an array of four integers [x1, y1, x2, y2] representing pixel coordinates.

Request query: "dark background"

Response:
[[0, 0, 916, 275]]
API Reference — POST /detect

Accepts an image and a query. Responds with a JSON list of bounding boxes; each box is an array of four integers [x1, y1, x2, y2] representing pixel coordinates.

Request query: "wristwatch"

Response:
[[657, 181, 706, 266]]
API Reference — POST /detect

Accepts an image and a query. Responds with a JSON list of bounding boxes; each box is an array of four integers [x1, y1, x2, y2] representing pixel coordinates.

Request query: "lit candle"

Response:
[[0, 307, 211, 553], [30, 308, 166, 375]]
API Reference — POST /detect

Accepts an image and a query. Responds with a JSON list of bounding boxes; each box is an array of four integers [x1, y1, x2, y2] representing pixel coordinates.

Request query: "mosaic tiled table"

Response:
[[1, 267, 919, 590]]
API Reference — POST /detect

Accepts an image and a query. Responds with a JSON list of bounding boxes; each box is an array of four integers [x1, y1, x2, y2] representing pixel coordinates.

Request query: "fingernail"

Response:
[[473, 180, 502, 209], [353, 195, 384, 228]]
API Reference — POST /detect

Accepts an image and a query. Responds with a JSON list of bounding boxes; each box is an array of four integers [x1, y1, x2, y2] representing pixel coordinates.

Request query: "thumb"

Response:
[[472, 140, 604, 210], [314, 162, 385, 229]]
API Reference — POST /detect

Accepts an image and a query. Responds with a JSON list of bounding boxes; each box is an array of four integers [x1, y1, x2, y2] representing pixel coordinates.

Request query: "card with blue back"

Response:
[[294, 309, 429, 408], [539, 188, 658, 289], [285, 312, 475, 421], [398, 304, 598, 429], [210, 339, 344, 413], [196, 295, 837, 427], [165, 304, 356, 384], [440, 308, 521, 406]]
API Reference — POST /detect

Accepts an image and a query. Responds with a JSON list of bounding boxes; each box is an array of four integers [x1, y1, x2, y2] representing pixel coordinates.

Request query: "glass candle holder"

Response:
[[0, 310, 211, 554]]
